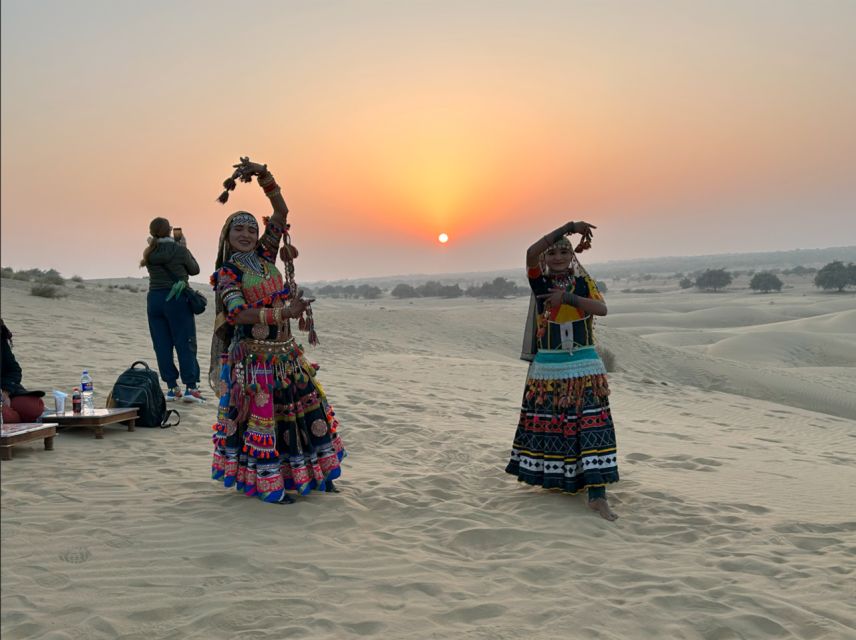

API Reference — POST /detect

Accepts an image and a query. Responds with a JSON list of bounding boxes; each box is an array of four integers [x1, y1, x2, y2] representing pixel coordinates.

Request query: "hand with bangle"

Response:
[[538, 287, 580, 310], [217, 157, 282, 204], [540, 220, 597, 249]]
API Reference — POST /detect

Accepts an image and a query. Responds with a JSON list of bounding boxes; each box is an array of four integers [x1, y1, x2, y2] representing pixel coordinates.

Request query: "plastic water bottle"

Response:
[[80, 370, 95, 414]]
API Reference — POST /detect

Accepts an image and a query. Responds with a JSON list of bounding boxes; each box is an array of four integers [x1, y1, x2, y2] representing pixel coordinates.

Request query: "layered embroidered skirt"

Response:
[[211, 337, 346, 502], [506, 346, 618, 493]]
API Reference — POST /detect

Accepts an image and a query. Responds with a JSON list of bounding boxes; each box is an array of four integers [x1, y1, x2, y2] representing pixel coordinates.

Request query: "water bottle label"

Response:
[[82, 382, 93, 392]]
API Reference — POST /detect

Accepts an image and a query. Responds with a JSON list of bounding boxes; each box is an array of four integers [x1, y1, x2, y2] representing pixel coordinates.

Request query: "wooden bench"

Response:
[[42, 408, 138, 439], [1, 423, 58, 460]]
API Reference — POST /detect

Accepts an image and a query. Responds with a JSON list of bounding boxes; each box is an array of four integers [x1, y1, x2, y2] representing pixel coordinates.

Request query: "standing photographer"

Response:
[[140, 218, 205, 403]]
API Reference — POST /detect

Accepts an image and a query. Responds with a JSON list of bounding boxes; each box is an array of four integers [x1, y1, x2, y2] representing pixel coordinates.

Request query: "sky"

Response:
[[2, 0, 855, 281]]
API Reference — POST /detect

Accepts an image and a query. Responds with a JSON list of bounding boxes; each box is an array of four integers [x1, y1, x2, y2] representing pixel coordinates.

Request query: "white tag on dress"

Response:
[[560, 321, 575, 351]]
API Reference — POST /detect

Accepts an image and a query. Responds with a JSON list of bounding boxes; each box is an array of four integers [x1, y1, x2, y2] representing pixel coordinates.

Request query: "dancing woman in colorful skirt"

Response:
[[505, 220, 619, 520], [209, 158, 345, 504]]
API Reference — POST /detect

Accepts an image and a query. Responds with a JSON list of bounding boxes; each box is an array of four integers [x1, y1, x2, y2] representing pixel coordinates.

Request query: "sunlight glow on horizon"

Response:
[[2, 1, 855, 280]]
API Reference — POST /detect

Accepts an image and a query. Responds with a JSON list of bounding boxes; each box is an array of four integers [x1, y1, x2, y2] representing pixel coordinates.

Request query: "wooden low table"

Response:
[[43, 408, 138, 439], [1, 423, 58, 460]]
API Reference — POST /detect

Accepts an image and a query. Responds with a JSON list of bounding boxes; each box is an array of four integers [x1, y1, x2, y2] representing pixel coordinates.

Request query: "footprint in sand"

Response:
[[31, 566, 71, 588], [626, 452, 653, 463], [341, 620, 386, 635], [104, 534, 134, 549], [59, 547, 91, 564], [659, 454, 724, 471], [433, 603, 505, 623]]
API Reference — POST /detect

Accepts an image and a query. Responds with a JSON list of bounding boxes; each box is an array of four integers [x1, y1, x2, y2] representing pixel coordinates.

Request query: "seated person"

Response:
[[1, 319, 45, 423]]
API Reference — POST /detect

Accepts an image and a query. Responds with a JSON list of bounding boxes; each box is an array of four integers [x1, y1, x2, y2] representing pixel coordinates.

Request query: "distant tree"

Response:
[[438, 284, 463, 298], [465, 277, 527, 298], [679, 277, 694, 289], [595, 280, 608, 294], [356, 284, 382, 299], [40, 268, 65, 285], [785, 265, 815, 276], [749, 272, 783, 293], [316, 283, 380, 299], [416, 281, 443, 297], [695, 269, 732, 292], [318, 284, 340, 298], [391, 283, 418, 298], [814, 261, 853, 292]]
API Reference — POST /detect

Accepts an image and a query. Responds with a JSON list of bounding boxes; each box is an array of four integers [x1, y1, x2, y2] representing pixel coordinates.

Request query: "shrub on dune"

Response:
[[30, 284, 67, 299]]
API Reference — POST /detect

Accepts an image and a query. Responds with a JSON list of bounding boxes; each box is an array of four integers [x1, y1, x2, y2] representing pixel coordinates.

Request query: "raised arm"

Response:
[[227, 158, 288, 227], [182, 247, 201, 276], [526, 221, 597, 268], [257, 169, 288, 228]]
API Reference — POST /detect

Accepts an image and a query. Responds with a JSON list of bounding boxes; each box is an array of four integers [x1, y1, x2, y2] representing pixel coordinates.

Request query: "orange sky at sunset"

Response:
[[2, 1, 855, 281]]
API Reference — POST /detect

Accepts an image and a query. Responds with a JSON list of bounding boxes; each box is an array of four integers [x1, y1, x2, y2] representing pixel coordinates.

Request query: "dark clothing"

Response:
[[527, 269, 598, 351], [145, 239, 200, 290], [147, 289, 200, 387], [1, 322, 45, 422], [1, 332, 25, 396]]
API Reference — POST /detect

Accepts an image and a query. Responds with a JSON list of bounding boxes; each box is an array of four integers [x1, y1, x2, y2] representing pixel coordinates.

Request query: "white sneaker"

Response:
[[165, 387, 182, 402], [182, 388, 206, 404]]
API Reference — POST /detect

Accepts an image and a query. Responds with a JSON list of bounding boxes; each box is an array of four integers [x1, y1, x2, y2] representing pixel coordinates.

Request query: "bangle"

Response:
[[258, 172, 275, 187], [258, 308, 266, 324]]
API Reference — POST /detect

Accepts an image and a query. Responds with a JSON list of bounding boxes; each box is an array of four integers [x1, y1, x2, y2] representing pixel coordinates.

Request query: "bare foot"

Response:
[[587, 497, 618, 521], [324, 480, 340, 493]]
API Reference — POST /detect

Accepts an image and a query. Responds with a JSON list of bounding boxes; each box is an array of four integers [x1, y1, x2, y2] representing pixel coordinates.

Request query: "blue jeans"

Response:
[[147, 289, 200, 388]]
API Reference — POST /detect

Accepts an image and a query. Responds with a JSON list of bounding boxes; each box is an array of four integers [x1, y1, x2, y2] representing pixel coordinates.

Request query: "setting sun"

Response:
[[438, 233, 449, 244]]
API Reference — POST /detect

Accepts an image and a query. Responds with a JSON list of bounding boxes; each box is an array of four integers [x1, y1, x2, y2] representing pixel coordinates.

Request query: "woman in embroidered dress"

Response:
[[209, 158, 345, 504], [505, 221, 619, 520]]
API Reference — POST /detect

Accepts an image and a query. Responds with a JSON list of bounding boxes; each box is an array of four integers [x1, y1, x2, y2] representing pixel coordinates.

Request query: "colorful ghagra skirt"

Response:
[[506, 346, 618, 493], [211, 337, 346, 503]]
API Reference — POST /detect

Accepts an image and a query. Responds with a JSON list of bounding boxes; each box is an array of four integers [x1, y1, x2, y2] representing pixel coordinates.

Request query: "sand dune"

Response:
[[1, 277, 854, 639]]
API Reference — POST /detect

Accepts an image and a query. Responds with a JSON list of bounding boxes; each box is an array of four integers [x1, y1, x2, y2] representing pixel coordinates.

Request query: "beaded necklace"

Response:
[[230, 250, 266, 277], [549, 270, 575, 292]]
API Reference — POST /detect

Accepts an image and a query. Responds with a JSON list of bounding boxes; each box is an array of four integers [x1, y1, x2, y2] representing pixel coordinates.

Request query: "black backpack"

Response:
[[106, 361, 180, 428]]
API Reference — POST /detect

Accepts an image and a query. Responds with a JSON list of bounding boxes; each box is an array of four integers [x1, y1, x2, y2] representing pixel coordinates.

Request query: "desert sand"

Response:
[[1, 274, 855, 639]]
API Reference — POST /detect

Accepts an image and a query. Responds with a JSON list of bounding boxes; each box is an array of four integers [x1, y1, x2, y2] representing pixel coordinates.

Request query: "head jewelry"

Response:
[[229, 212, 258, 231]]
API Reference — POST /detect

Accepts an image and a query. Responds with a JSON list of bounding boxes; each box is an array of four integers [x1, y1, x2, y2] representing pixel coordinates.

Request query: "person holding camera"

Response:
[[141, 217, 205, 403]]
